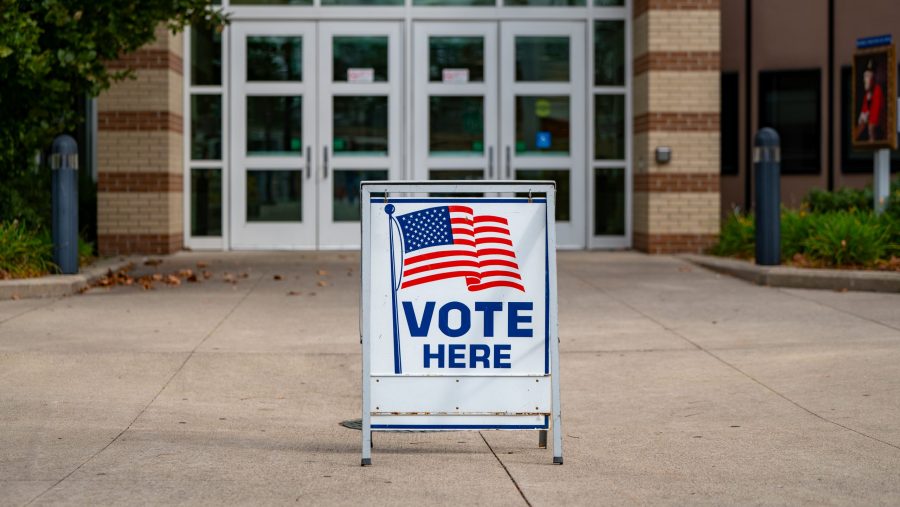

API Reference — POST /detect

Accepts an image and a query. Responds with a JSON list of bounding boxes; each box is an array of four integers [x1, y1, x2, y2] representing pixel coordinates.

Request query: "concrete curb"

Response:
[[682, 254, 900, 293], [0, 257, 138, 300]]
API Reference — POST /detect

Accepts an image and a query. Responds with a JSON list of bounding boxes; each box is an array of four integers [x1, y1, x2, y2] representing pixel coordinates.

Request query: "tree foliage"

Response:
[[0, 0, 225, 226]]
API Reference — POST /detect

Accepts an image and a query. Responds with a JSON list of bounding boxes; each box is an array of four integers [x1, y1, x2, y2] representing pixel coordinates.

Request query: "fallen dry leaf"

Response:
[[178, 269, 193, 278], [202, 270, 213, 279], [151, 273, 163, 281], [196, 261, 208, 268], [239, 273, 249, 279], [144, 258, 163, 267], [223, 273, 236, 284], [10, 294, 20, 300], [287, 291, 301, 296], [273, 274, 283, 281], [317, 269, 329, 276], [164, 275, 181, 286], [317, 280, 330, 287], [187, 274, 199, 282]]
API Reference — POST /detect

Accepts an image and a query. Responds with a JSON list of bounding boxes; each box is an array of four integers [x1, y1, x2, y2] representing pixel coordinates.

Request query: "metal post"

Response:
[[873, 149, 890, 215], [50, 135, 79, 274], [753, 128, 781, 266], [538, 430, 547, 449]]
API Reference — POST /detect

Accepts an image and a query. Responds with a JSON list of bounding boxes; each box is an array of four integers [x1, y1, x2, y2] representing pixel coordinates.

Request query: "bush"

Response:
[[0, 221, 55, 279], [804, 187, 872, 213], [801, 211, 892, 267], [710, 211, 755, 259]]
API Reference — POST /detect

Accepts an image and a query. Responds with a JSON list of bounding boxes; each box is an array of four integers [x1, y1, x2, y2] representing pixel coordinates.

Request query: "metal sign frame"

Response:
[[360, 180, 562, 466]]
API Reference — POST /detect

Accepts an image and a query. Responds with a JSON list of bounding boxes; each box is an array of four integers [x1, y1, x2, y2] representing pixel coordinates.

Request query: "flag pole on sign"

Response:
[[385, 204, 402, 374]]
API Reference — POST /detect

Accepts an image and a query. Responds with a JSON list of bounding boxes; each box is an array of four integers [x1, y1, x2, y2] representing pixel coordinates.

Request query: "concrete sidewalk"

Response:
[[1, 251, 899, 506]]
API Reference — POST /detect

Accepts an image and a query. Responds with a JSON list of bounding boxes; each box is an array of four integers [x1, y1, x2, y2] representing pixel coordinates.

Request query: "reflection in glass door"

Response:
[[230, 22, 316, 249], [413, 23, 498, 189], [318, 22, 401, 248], [501, 22, 586, 248]]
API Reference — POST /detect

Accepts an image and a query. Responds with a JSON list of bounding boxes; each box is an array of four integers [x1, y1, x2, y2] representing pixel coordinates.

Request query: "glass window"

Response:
[[594, 94, 625, 160], [191, 169, 222, 236], [323, 0, 402, 4], [840, 66, 900, 174], [191, 25, 221, 86], [333, 170, 389, 222], [246, 96, 302, 156], [247, 37, 303, 82], [416, 0, 493, 5], [516, 170, 570, 221], [429, 170, 484, 197], [759, 69, 821, 174], [232, 0, 312, 5], [246, 170, 302, 222], [191, 95, 222, 160], [595, 0, 623, 5], [333, 37, 388, 82], [594, 168, 625, 235], [515, 96, 569, 155], [515, 37, 569, 82], [429, 37, 485, 82], [333, 96, 389, 156], [429, 96, 485, 155], [504, 0, 586, 6], [594, 20, 625, 87], [721, 72, 739, 175]]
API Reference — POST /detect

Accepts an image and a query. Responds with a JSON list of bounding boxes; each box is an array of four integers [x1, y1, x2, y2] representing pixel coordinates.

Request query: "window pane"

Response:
[[323, 0, 402, 4], [247, 37, 303, 81], [333, 37, 388, 82], [721, 72, 739, 175], [595, 0, 623, 5], [333, 170, 388, 222], [191, 95, 222, 160], [594, 94, 625, 160], [759, 70, 821, 174], [594, 168, 625, 235], [429, 169, 484, 197], [594, 20, 625, 87], [429, 96, 484, 155], [232, 0, 312, 5], [429, 37, 485, 82], [247, 170, 302, 222], [191, 169, 222, 236], [416, 0, 493, 5], [191, 26, 221, 86], [516, 170, 570, 221], [516, 96, 569, 155], [333, 96, 389, 156], [516, 37, 569, 82], [246, 96, 302, 156], [504, 0, 585, 6]]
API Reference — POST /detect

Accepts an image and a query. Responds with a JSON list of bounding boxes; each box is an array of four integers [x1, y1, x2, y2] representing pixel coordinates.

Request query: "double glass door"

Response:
[[413, 21, 586, 248], [230, 22, 400, 249]]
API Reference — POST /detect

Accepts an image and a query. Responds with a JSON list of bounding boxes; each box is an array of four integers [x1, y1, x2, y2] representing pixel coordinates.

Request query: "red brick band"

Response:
[[634, 173, 719, 193], [634, 112, 719, 133], [98, 233, 183, 256], [633, 232, 717, 254], [634, 51, 720, 74], [105, 49, 183, 74], [634, 0, 720, 17], [98, 172, 183, 193], [98, 111, 183, 133]]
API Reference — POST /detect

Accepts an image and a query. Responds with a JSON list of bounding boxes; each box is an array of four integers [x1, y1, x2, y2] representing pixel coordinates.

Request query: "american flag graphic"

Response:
[[394, 205, 525, 292]]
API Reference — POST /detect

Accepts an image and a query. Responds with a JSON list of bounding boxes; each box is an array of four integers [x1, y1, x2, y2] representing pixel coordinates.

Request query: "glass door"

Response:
[[318, 22, 401, 248], [413, 23, 498, 188], [500, 21, 586, 249], [230, 22, 316, 249]]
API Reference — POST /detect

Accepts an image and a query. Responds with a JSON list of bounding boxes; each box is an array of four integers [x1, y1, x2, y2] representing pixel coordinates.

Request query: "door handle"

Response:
[[322, 146, 329, 180], [505, 146, 512, 179], [487, 146, 494, 178], [305, 146, 312, 180]]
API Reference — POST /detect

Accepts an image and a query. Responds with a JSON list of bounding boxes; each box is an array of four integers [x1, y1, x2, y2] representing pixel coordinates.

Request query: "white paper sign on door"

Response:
[[442, 68, 470, 84], [347, 68, 375, 83]]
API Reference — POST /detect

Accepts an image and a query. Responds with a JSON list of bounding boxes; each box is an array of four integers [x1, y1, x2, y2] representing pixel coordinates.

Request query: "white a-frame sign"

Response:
[[360, 181, 562, 465]]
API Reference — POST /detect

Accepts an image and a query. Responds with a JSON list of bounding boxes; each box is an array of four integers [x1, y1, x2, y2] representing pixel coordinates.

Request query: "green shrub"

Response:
[[710, 211, 755, 259], [802, 211, 891, 267], [780, 209, 811, 260], [804, 186, 872, 213], [0, 221, 56, 279]]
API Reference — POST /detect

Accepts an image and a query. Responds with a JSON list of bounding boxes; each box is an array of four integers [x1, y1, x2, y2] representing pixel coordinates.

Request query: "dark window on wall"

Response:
[[721, 72, 739, 175], [840, 66, 900, 173], [758, 69, 821, 174]]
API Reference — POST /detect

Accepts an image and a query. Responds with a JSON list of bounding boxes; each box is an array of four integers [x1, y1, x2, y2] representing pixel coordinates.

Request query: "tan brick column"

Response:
[[632, 0, 721, 253], [97, 26, 184, 255]]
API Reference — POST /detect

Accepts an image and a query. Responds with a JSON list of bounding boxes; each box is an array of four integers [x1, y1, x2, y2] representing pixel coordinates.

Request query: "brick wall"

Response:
[[633, 0, 721, 253], [97, 25, 184, 255]]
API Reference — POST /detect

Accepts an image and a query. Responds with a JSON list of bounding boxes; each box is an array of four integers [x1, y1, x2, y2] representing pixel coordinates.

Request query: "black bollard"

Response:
[[51, 135, 79, 274], [753, 128, 780, 266]]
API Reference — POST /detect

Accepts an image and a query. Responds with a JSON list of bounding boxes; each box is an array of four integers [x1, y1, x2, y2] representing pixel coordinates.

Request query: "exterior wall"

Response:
[[97, 25, 184, 255], [633, 0, 721, 253]]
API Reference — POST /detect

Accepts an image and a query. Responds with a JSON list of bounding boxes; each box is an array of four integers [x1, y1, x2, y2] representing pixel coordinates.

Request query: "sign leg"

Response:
[[538, 430, 547, 449], [874, 149, 890, 215]]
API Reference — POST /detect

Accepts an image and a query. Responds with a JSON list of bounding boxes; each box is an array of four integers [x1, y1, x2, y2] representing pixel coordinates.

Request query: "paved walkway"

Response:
[[1, 251, 899, 506]]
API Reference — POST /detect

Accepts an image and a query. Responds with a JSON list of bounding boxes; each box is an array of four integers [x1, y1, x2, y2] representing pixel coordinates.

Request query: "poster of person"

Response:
[[852, 44, 897, 149]]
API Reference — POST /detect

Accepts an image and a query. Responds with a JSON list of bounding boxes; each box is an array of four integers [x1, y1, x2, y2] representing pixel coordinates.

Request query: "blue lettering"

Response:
[[493, 344, 512, 368], [508, 302, 533, 338], [403, 301, 435, 337], [423, 344, 444, 368], [469, 344, 491, 368], [448, 344, 466, 368], [438, 301, 470, 337], [474, 302, 502, 337]]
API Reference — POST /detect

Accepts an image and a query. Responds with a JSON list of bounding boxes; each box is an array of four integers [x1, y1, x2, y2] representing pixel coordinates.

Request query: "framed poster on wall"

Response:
[[852, 44, 897, 150]]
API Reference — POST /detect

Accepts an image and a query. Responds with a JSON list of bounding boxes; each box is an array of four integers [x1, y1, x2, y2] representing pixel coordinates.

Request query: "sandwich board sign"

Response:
[[359, 181, 562, 465]]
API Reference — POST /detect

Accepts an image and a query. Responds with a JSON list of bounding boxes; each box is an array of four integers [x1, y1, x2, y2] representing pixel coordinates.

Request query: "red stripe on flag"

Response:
[[467, 280, 526, 292], [453, 238, 476, 247], [474, 226, 510, 235], [448, 206, 473, 214], [478, 248, 517, 257], [402, 270, 479, 289], [479, 270, 522, 280], [478, 259, 519, 269], [475, 237, 513, 246], [404, 259, 478, 276], [452, 228, 474, 236], [474, 215, 508, 225], [404, 250, 476, 266], [451, 218, 474, 225]]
